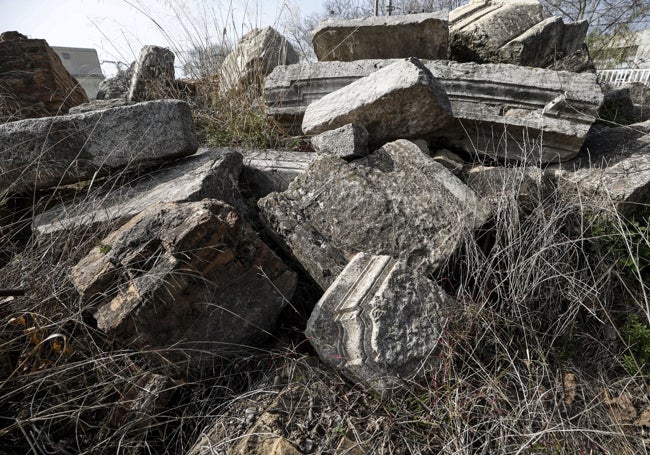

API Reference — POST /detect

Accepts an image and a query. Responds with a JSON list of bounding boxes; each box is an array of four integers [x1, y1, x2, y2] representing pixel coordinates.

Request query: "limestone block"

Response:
[[220, 27, 299, 93], [266, 59, 603, 162], [0, 99, 197, 194], [310, 123, 369, 160], [33, 148, 243, 235], [449, 0, 590, 69], [70, 199, 297, 360], [306, 252, 457, 392], [259, 139, 490, 290], [302, 58, 453, 145], [312, 12, 448, 62], [240, 149, 317, 198], [127, 45, 176, 102]]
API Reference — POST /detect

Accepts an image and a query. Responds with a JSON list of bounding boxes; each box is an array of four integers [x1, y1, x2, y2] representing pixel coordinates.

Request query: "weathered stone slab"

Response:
[[240, 149, 317, 198], [220, 27, 298, 93], [306, 252, 457, 392], [449, 0, 588, 69], [265, 59, 602, 162], [302, 58, 453, 144], [310, 123, 369, 160], [548, 121, 650, 217], [312, 12, 448, 62], [33, 148, 243, 235], [0, 31, 88, 121], [127, 45, 176, 102], [258, 139, 490, 290], [0, 99, 197, 194], [70, 199, 297, 358]]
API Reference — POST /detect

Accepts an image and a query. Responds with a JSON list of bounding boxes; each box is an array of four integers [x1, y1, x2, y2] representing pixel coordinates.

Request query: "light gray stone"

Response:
[[240, 149, 317, 198], [266, 59, 602, 162], [96, 63, 133, 100], [220, 27, 298, 93], [127, 45, 176, 102], [310, 123, 369, 160], [547, 121, 650, 217], [33, 148, 243, 235], [306, 252, 457, 393], [0, 99, 197, 194], [312, 12, 448, 62], [302, 58, 453, 145], [449, 0, 589, 69], [258, 139, 490, 290], [70, 199, 297, 362]]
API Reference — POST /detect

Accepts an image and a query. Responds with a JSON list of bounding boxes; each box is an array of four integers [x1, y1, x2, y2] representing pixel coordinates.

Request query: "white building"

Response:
[[52, 47, 104, 99], [596, 29, 650, 87]]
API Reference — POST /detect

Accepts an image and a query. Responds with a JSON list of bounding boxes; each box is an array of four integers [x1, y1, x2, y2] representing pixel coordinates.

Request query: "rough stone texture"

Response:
[[68, 98, 131, 114], [548, 43, 595, 73], [432, 149, 465, 175], [312, 12, 448, 62], [0, 99, 197, 194], [0, 31, 88, 121], [240, 149, 317, 198], [127, 45, 175, 102], [306, 252, 457, 392], [465, 165, 552, 213], [95, 63, 134, 100], [70, 199, 297, 358], [599, 87, 636, 126], [623, 82, 650, 123], [310, 123, 369, 160], [220, 27, 299, 93], [449, 0, 589, 69], [266, 59, 602, 162], [548, 121, 650, 217], [33, 148, 243, 235], [302, 58, 453, 145], [258, 139, 490, 290]]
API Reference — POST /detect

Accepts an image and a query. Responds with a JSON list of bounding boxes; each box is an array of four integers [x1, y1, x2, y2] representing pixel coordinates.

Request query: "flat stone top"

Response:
[[313, 11, 448, 31]]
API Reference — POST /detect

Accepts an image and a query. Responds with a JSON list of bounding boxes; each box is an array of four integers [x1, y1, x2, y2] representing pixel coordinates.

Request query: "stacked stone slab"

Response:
[[302, 58, 453, 145], [265, 59, 603, 162], [0, 31, 88, 121], [311, 124, 369, 160], [70, 199, 297, 360], [0, 99, 197, 195], [33, 148, 244, 235], [312, 12, 449, 61], [449, 0, 591, 70], [258, 139, 490, 290], [240, 149, 317, 198], [220, 27, 299, 93]]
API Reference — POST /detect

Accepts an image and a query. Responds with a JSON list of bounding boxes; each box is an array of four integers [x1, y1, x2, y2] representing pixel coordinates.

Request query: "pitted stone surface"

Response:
[[302, 58, 452, 145], [312, 12, 448, 62], [306, 252, 457, 392], [127, 45, 176, 102], [310, 123, 369, 160], [259, 139, 490, 290], [0, 99, 197, 194]]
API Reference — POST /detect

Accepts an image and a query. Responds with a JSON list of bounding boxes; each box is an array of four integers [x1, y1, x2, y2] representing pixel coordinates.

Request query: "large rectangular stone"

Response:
[[265, 59, 602, 162], [312, 12, 448, 62], [0, 99, 197, 194]]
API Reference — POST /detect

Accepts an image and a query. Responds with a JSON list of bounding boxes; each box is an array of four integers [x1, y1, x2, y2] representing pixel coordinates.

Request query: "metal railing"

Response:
[[597, 68, 650, 86]]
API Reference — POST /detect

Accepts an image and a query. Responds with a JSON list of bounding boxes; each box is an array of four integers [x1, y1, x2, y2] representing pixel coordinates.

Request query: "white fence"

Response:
[[598, 68, 650, 87]]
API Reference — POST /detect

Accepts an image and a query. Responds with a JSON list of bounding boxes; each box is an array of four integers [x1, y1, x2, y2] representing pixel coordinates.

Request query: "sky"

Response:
[[0, 0, 323, 76]]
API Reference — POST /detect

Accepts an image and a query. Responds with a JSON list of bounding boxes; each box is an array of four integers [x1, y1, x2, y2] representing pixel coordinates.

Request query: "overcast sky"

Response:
[[1, 0, 322, 76]]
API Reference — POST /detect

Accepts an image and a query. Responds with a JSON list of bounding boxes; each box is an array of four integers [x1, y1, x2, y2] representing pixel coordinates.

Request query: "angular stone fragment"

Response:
[[432, 149, 465, 175], [312, 12, 448, 62], [240, 149, 317, 198], [311, 123, 369, 160], [70, 199, 297, 358], [259, 139, 489, 289], [96, 63, 134, 100], [220, 27, 299, 93], [302, 58, 452, 145], [33, 148, 243, 235], [0, 31, 88, 121], [0, 99, 197, 194], [306, 252, 457, 392], [128, 45, 176, 102], [266, 59, 602, 162], [548, 121, 650, 217], [449, 0, 588, 69]]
